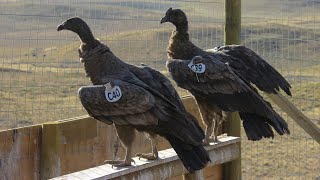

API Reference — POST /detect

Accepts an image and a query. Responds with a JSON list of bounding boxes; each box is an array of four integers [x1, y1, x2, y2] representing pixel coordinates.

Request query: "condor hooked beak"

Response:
[[57, 22, 67, 31], [160, 16, 169, 24]]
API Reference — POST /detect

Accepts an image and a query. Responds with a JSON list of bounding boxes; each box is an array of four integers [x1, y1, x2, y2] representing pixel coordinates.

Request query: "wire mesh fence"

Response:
[[241, 0, 320, 179], [0, 0, 225, 130], [0, 0, 319, 179]]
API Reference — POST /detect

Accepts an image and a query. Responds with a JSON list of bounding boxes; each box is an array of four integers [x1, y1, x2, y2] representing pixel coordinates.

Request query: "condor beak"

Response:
[[57, 24, 64, 31], [160, 16, 169, 24], [57, 22, 67, 31]]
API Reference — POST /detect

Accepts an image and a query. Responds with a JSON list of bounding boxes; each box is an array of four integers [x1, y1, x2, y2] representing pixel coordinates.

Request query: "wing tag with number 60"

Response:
[[188, 61, 206, 73]]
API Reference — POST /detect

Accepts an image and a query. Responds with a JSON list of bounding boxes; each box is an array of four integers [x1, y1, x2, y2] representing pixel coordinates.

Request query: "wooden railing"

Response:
[[1, 96, 238, 180], [50, 136, 240, 180]]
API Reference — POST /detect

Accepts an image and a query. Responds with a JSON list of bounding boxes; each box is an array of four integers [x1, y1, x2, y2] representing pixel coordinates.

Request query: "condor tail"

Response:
[[165, 134, 210, 173]]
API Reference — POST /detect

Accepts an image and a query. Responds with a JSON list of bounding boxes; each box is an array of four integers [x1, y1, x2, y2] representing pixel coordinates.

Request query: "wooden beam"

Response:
[[224, 0, 242, 179], [267, 91, 320, 144], [49, 136, 240, 180]]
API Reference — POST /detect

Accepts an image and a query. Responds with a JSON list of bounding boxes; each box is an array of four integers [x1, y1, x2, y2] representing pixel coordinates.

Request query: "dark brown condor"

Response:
[[161, 8, 291, 144], [57, 17, 210, 172]]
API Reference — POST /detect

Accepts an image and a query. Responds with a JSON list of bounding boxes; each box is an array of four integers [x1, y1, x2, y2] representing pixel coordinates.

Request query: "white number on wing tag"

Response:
[[105, 84, 122, 102], [188, 61, 206, 73]]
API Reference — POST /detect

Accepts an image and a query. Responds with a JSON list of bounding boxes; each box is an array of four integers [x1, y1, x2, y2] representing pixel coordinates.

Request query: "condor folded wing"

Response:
[[78, 80, 156, 125]]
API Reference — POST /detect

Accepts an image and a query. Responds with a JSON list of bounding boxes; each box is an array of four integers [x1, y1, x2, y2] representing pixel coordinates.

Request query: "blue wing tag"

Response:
[[104, 83, 122, 102], [188, 61, 206, 73]]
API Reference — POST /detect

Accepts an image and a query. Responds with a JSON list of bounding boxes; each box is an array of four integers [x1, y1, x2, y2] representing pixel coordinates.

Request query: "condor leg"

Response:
[[104, 124, 135, 167], [196, 100, 215, 145], [136, 132, 159, 160]]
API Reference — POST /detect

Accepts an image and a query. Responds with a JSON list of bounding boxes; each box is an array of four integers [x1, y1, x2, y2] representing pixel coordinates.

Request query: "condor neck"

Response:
[[77, 27, 97, 48], [169, 22, 201, 59], [80, 46, 125, 85], [175, 21, 189, 35]]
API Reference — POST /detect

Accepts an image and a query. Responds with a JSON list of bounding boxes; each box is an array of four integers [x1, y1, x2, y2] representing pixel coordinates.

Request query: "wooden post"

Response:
[[224, 0, 241, 45], [223, 0, 242, 179], [222, 113, 241, 180]]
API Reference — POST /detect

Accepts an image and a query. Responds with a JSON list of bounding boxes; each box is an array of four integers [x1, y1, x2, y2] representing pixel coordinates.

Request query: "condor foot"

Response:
[[104, 159, 135, 168], [136, 153, 158, 160]]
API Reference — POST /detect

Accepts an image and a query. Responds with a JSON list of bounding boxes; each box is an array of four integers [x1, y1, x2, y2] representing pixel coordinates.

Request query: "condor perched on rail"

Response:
[[161, 8, 291, 144], [57, 17, 210, 172]]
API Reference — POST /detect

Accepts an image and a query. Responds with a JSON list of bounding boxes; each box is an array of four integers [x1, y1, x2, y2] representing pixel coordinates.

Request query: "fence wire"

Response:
[[0, 0, 319, 179], [0, 0, 224, 130], [241, 0, 320, 179]]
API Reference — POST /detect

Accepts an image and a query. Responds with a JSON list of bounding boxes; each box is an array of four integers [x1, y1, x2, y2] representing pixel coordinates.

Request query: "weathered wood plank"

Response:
[[50, 136, 240, 180], [183, 170, 204, 180], [203, 165, 222, 179], [267, 91, 320, 144], [0, 125, 41, 180], [40, 117, 98, 180]]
